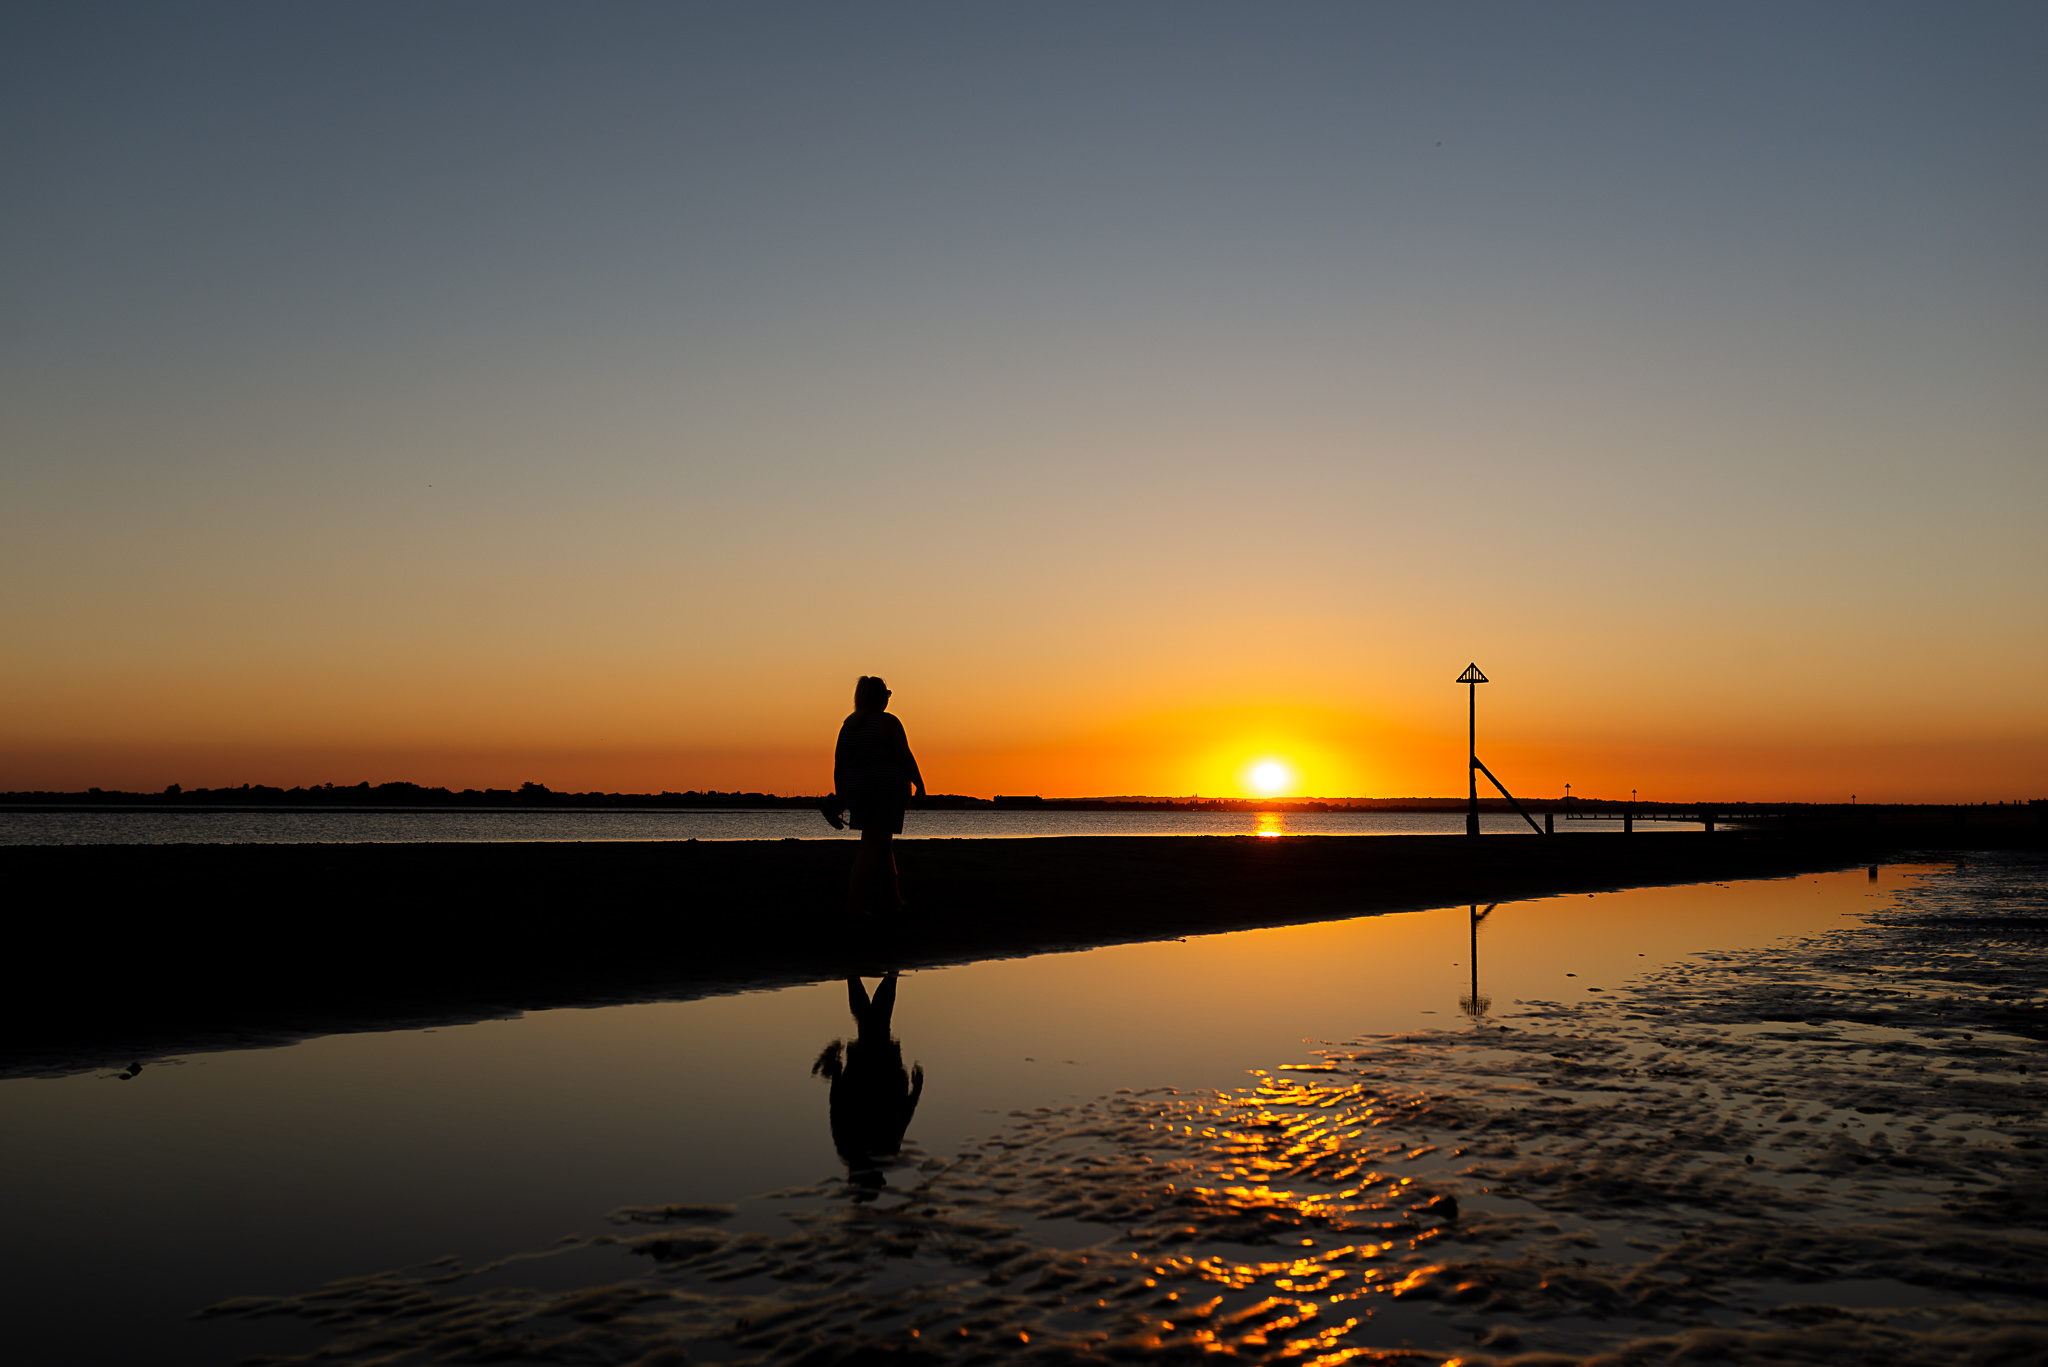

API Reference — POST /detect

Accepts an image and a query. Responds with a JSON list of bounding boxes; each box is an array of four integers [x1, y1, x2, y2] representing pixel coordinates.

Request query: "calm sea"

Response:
[[0, 807, 1689, 843]]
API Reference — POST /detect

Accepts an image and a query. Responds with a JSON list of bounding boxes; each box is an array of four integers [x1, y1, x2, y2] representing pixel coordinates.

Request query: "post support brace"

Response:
[[1472, 756, 1548, 835]]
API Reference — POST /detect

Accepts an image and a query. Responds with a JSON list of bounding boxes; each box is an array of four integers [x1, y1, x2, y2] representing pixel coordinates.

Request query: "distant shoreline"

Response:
[[5, 794, 2040, 817], [0, 791, 1520, 813]]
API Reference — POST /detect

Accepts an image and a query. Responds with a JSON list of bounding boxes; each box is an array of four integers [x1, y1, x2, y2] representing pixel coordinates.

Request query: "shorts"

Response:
[[847, 785, 908, 835]]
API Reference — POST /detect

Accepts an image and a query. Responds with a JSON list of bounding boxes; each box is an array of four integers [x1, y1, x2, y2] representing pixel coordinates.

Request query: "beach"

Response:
[[8, 825, 2033, 1079], [190, 851, 2048, 1366]]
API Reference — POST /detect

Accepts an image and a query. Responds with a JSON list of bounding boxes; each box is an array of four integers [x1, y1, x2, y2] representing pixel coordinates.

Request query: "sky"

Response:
[[3, 1, 2044, 801]]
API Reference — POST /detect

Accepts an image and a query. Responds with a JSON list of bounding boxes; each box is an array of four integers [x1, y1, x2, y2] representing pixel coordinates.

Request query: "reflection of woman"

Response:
[[828, 676, 926, 915], [811, 972, 923, 1191]]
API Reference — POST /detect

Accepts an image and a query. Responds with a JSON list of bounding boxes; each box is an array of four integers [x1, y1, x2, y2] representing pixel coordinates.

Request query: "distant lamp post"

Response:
[[1458, 663, 1488, 835]]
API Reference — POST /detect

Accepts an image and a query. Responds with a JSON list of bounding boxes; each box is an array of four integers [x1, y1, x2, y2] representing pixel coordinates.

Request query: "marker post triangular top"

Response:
[[1457, 663, 1488, 684]]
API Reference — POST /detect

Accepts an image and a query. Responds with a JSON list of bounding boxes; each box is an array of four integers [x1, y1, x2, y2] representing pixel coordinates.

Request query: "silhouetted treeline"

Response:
[[2, 785, 2038, 819], [0, 781, 979, 810], [0, 787, 1589, 812]]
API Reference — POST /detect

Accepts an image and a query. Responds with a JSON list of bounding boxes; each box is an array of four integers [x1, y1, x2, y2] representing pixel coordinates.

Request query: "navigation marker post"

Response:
[[1457, 662, 1549, 837], [1459, 663, 1487, 835]]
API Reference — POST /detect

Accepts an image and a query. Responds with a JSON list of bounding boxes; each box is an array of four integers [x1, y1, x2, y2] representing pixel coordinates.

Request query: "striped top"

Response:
[[835, 711, 913, 797]]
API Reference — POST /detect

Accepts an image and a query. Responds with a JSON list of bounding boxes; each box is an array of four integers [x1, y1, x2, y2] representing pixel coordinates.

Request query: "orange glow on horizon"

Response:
[[1, 673, 2042, 804], [8, 725, 2040, 804]]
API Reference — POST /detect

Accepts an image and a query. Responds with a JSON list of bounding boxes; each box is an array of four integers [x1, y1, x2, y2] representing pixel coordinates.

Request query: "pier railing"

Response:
[[1560, 800, 2043, 834]]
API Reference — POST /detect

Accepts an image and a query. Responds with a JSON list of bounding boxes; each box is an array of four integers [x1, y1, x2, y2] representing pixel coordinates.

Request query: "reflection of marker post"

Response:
[[1459, 902, 1497, 1017], [1468, 905, 1479, 1005], [1458, 664, 1488, 836]]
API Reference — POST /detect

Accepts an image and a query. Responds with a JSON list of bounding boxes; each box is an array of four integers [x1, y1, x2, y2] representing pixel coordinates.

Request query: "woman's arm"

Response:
[[888, 714, 926, 799]]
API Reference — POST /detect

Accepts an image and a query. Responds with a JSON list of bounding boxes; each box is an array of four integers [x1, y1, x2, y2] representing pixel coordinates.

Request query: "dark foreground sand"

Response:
[[199, 852, 2048, 1366], [5, 827, 2038, 1077]]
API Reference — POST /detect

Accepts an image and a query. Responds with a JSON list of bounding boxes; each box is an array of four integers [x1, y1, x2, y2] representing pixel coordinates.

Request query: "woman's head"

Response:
[[854, 676, 890, 711]]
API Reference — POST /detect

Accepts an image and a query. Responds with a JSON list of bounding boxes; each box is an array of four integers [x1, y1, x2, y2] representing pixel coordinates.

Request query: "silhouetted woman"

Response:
[[827, 675, 925, 915], [811, 972, 923, 1193]]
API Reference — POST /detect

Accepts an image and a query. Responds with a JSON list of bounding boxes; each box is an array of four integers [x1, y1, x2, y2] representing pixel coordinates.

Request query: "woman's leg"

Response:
[[870, 969, 898, 1028], [884, 832, 904, 909], [849, 827, 890, 915]]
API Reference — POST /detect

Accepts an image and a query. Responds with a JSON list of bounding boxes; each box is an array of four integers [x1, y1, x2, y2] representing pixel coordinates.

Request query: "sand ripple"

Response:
[[206, 855, 2048, 1365]]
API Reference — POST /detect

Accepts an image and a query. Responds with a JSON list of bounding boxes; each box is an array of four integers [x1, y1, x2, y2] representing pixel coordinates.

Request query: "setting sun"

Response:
[[1246, 759, 1294, 797]]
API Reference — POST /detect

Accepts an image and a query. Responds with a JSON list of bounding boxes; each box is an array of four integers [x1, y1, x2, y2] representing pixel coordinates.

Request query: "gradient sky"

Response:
[[4, 2, 2044, 800]]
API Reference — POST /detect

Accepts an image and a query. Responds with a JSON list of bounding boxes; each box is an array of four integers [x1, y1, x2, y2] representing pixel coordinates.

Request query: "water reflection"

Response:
[[180, 866, 1993, 1366], [1459, 903, 1497, 1018], [811, 971, 924, 1196]]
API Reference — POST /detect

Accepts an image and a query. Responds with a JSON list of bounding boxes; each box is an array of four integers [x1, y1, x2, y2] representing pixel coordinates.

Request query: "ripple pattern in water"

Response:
[[205, 857, 2048, 1365]]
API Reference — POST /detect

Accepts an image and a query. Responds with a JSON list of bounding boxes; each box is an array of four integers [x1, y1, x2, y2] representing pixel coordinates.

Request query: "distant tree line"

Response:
[[0, 782, 852, 809], [15, 786, 2027, 813], [5, 784, 1499, 811]]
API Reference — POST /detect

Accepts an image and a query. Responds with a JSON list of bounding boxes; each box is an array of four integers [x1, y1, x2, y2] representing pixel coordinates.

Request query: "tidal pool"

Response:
[[0, 863, 1998, 1364]]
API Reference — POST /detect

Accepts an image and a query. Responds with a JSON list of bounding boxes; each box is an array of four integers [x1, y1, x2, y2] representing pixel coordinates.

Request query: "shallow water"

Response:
[[0, 807, 1688, 843], [0, 865, 1916, 1364]]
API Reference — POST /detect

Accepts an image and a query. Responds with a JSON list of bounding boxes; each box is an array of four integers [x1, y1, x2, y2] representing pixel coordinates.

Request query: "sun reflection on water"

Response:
[[195, 864, 2030, 1366]]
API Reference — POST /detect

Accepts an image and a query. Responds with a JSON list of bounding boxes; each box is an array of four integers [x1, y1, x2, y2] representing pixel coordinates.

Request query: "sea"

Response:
[[0, 807, 1691, 843]]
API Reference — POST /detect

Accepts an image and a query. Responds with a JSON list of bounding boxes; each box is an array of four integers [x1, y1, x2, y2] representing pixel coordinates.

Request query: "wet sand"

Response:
[[5, 827, 2036, 1077], [199, 853, 2048, 1366]]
